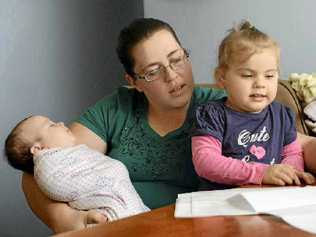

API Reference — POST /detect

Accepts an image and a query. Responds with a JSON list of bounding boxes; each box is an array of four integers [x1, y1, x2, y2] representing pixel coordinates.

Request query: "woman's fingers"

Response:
[[85, 210, 108, 227], [296, 172, 316, 184]]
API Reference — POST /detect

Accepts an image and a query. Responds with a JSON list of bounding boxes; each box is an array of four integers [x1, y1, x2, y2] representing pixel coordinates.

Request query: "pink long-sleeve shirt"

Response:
[[192, 136, 304, 185]]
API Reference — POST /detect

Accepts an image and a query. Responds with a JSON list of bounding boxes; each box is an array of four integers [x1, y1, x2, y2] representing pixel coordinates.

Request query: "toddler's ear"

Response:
[[30, 142, 45, 156], [216, 78, 226, 89], [214, 69, 226, 89], [215, 75, 225, 89]]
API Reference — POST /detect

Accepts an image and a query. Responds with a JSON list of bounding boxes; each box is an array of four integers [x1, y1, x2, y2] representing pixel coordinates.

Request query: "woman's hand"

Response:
[[52, 209, 108, 233], [22, 173, 108, 234], [296, 171, 316, 185], [84, 210, 108, 228], [297, 133, 316, 174]]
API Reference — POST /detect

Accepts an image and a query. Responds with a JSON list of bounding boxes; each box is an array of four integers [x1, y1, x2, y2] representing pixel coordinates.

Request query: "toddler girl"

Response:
[[192, 21, 315, 189]]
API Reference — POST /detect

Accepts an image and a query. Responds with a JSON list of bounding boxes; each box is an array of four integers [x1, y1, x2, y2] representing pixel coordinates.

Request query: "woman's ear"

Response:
[[124, 74, 143, 92], [30, 142, 45, 156], [124, 73, 135, 86]]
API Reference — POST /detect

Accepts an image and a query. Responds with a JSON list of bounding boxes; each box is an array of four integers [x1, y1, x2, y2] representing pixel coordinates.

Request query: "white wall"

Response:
[[144, 0, 316, 83]]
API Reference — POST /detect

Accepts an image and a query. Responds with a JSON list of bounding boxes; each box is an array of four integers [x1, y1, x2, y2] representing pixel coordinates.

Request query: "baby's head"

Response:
[[215, 20, 280, 113], [5, 115, 76, 174]]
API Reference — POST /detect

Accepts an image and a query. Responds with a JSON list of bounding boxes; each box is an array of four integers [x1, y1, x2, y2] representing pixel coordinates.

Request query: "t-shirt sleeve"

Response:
[[207, 87, 227, 101], [192, 102, 225, 142], [75, 91, 120, 142], [195, 87, 227, 102], [283, 106, 297, 146]]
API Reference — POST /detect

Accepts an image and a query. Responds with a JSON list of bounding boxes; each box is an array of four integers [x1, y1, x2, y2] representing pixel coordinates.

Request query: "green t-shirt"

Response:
[[77, 86, 226, 208]]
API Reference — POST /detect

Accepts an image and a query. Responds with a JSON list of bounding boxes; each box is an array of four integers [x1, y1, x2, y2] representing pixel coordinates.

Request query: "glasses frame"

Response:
[[134, 48, 190, 82]]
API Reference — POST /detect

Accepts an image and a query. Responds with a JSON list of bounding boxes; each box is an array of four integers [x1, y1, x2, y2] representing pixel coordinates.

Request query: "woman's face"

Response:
[[130, 29, 194, 113]]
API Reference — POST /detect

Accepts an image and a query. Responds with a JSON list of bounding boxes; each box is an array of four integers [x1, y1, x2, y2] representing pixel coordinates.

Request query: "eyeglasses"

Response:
[[134, 49, 189, 82]]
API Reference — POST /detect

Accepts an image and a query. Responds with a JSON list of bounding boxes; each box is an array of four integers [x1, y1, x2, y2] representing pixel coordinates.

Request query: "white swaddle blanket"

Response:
[[33, 144, 149, 221]]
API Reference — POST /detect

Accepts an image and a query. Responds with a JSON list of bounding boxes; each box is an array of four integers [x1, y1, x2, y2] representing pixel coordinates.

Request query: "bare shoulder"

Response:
[[69, 122, 107, 153]]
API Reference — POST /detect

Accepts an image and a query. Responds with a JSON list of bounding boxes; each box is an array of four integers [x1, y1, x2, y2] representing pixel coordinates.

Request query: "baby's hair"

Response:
[[5, 116, 35, 174], [214, 20, 280, 81]]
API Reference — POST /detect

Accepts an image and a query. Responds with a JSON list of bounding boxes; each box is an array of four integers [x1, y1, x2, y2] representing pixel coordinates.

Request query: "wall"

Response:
[[144, 0, 316, 83], [0, 1, 143, 236]]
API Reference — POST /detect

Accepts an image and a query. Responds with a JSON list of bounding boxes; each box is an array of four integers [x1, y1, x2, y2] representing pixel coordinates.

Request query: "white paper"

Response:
[[274, 206, 316, 234], [239, 186, 316, 213], [175, 186, 316, 234]]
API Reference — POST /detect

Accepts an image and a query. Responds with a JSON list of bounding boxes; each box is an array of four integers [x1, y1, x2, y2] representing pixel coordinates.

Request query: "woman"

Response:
[[22, 18, 316, 233]]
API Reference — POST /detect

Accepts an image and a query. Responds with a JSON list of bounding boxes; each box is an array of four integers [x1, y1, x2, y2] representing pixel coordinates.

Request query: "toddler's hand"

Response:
[[262, 164, 301, 186]]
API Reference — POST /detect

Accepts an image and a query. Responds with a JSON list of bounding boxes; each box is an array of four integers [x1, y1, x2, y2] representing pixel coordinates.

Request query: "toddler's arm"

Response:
[[192, 136, 269, 185]]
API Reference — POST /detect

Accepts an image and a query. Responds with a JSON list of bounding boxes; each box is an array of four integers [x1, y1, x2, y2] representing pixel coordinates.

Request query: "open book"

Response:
[[175, 186, 316, 234]]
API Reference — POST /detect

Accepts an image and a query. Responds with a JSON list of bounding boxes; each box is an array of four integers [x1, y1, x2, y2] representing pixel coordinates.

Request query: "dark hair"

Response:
[[116, 18, 182, 77], [5, 117, 34, 174]]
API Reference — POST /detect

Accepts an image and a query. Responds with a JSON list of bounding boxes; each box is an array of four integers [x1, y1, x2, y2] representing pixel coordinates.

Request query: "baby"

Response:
[[5, 115, 149, 221]]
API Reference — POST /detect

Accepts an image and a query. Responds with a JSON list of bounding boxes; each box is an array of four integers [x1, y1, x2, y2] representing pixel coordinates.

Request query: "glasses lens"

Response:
[[138, 49, 189, 82], [171, 56, 186, 71], [144, 67, 162, 81]]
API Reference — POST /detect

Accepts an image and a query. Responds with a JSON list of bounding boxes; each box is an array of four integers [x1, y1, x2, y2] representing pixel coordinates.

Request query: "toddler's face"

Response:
[[219, 48, 279, 113], [21, 116, 76, 149]]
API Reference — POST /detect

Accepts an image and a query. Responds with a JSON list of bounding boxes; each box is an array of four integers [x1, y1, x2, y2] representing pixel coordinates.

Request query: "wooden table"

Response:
[[53, 204, 316, 237]]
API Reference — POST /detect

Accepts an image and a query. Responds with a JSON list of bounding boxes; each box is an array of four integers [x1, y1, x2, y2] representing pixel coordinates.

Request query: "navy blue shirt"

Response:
[[193, 100, 297, 165]]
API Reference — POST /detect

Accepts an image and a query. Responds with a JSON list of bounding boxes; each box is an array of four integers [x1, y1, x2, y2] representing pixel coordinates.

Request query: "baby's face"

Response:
[[21, 115, 76, 149]]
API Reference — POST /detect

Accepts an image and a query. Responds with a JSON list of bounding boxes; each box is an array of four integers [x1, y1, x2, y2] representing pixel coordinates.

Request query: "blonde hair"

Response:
[[214, 20, 280, 81]]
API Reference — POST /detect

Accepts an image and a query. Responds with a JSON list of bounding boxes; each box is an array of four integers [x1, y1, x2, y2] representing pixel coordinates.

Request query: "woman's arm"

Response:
[[21, 122, 108, 233], [22, 173, 95, 233], [69, 122, 107, 153], [297, 132, 316, 174]]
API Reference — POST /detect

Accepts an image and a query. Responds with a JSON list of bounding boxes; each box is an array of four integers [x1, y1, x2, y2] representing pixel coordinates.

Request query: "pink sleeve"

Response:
[[192, 136, 270, 185], [281, 138, 304, 171]]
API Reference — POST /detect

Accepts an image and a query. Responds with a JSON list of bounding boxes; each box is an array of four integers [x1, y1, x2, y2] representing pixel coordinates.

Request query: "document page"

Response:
[[175, 186, 316, 234], [239, 186, 316, 213]]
